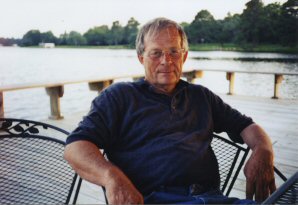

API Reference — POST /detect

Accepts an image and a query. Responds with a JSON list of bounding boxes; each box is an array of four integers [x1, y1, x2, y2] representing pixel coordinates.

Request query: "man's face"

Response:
[[138, 27, 188, 93]]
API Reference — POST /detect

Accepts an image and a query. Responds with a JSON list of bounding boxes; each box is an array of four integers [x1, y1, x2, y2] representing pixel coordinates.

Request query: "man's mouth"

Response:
[[159, 70, 173, 73]]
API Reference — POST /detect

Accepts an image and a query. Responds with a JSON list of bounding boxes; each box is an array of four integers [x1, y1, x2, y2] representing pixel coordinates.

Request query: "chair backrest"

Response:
[[211, 134, 250, 196], [0, 118, 81, 204]]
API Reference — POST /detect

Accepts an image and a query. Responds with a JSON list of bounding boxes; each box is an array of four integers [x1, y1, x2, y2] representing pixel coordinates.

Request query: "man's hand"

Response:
[[105, 167, 144, 204], [244, 147, 276, 202], [241, 123, 276, 202]]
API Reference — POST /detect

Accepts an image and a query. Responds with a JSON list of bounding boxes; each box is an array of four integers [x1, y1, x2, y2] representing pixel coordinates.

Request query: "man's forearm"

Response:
[[240, 123, 276, 202], [64, 140, 119, 187]]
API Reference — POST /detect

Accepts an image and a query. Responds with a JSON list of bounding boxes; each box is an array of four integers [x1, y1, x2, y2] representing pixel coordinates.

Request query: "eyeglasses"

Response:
[[145, 48, 185, 60]]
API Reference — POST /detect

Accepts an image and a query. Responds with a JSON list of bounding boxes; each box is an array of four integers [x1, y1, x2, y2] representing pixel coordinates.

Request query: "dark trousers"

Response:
[[144, 186, 256, 204]]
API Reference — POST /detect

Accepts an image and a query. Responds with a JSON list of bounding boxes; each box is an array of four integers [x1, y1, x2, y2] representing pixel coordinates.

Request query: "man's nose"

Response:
[[160, 52, 173, 63]]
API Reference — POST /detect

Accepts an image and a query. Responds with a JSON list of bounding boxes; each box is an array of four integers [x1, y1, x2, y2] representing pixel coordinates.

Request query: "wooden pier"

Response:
[[1, 69, 297, 203], [42, 93, 298, 204]]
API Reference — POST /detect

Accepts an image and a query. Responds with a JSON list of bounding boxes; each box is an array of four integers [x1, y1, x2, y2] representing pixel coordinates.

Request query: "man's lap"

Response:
[[144, 187, 255, 204]]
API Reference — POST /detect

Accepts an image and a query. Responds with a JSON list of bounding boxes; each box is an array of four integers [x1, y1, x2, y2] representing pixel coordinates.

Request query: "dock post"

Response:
[[183, 70, 203, 83], [195, 70, 204, 79], [272, 74, 284, 99], [88, 80, 113, 94], [226, 72, 235, 95], [0, 92, 4, 118], [45, 86, 64, 120]]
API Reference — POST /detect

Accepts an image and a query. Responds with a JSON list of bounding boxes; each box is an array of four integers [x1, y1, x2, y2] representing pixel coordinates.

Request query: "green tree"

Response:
[[186, 10, 219, 43], [21, 30, 41, 46], [66, 31, 86, 45], [279, 0, 298, 45], [123, 17, 140, 45], [259, 3, 282, 43], [239, 0, 265, 45], [83, 25, 109, 45], [58, 32, 68, 45], [180, 22, 190, 29], [0, 37, 20, 46], [219, 13, 241, 43], [108, 21, 124, 45], [40, 31, 57, 43]]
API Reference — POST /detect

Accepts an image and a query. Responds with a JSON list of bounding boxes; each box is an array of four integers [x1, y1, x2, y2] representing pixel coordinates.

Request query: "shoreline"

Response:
[[59, 44, 298, 54], [4, 43, 298, 54], [189, 43, 298, 54]]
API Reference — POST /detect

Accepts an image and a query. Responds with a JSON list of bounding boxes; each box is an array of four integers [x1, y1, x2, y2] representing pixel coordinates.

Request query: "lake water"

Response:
[[1, 47, 298, 120]]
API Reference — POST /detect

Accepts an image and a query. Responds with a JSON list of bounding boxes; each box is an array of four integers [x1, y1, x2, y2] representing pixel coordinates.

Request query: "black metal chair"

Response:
[[262, 171, 298, 204], [0, 118, 82, 204], [211, 134, 250, 196]]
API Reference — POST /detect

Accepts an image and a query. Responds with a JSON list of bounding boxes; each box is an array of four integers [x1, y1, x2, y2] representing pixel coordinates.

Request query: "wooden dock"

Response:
[[40, 93, 298, 204]]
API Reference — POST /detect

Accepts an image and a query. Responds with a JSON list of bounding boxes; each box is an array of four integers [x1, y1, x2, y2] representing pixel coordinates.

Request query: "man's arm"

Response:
[[64, 140, 144, 204], [240, 123, 276, 202]]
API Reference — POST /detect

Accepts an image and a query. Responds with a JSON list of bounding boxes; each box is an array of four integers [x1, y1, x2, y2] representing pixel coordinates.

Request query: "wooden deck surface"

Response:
[[43, 93, 298, 204]]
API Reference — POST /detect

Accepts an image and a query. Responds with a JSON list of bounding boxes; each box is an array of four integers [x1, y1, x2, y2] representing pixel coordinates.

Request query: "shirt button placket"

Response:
[[171, 96, 176, 112], [172, 104, 176, 110]]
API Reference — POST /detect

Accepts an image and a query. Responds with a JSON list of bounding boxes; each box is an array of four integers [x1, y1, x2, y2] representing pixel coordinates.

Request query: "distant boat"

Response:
[[39, 43, 55, 48]]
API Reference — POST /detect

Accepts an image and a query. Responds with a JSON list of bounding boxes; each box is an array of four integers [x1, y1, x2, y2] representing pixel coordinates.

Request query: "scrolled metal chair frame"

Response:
[[0, 118, 82, 204]]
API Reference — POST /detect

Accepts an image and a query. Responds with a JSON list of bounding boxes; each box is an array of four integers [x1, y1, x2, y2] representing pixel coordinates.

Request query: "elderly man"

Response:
[[64, 17, 275, 204]]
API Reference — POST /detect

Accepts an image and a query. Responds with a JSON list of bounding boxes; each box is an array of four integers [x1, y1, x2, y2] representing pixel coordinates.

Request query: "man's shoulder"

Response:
[[187, 82, 212, 94], [186, 82, 220, 103], [102, 80, 144, 97], [92, 81, 141, 106]]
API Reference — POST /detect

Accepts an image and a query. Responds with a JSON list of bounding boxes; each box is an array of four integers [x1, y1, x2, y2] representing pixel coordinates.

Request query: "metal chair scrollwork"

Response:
[[0, 118, 82, 204]]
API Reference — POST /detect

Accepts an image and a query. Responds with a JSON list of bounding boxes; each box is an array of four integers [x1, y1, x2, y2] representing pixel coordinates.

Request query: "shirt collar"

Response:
[[136, 78, 189, 96]]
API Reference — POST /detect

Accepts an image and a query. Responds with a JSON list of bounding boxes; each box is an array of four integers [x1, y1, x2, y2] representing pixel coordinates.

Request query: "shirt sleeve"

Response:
[[206, 89, 254, 143], [66, 87, 122, 149]]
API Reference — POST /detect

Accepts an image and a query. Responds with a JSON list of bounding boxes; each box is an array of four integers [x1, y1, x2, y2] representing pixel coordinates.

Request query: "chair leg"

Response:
[[72, 177, 83, 204], [274, 166, 287, 182]]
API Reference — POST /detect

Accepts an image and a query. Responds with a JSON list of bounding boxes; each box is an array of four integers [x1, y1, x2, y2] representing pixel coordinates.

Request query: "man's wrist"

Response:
[[252, 145, 274, 165], [102, 164, 125, 187], [253, 142, 273, 154]]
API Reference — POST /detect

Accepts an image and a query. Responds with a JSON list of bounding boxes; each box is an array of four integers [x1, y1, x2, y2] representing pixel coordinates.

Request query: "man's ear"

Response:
[[183, 51, 188, 63], [138, 54, 144, 65]]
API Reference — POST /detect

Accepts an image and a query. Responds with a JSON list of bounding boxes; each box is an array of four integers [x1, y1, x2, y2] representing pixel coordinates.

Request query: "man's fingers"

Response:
[[246, 180, 255, 200], [255, 181, 267, 202], [255, 180, 262, 202], [269, 178, 276, 194]]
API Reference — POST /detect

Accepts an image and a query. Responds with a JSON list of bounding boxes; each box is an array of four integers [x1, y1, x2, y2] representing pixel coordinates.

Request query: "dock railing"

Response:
[[1, 69, 297, 119]]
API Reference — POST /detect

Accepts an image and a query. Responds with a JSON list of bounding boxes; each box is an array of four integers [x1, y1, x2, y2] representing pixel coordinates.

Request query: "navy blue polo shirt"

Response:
[[66, 79, 253, 195]]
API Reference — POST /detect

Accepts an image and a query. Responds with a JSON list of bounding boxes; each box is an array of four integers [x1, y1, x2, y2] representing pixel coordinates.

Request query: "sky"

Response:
[[0, 0, 287, 38]]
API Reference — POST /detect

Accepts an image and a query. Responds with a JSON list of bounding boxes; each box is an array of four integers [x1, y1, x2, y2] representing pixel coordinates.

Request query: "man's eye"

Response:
[[151, 51, 162, 56], [170, 49, 179, 54]]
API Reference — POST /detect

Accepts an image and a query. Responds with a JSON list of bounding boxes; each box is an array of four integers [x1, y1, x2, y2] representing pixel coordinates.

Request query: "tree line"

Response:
[[0, 17, 139, 47], [0, 0, 296, 48], [184, 0, 297, 46]]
